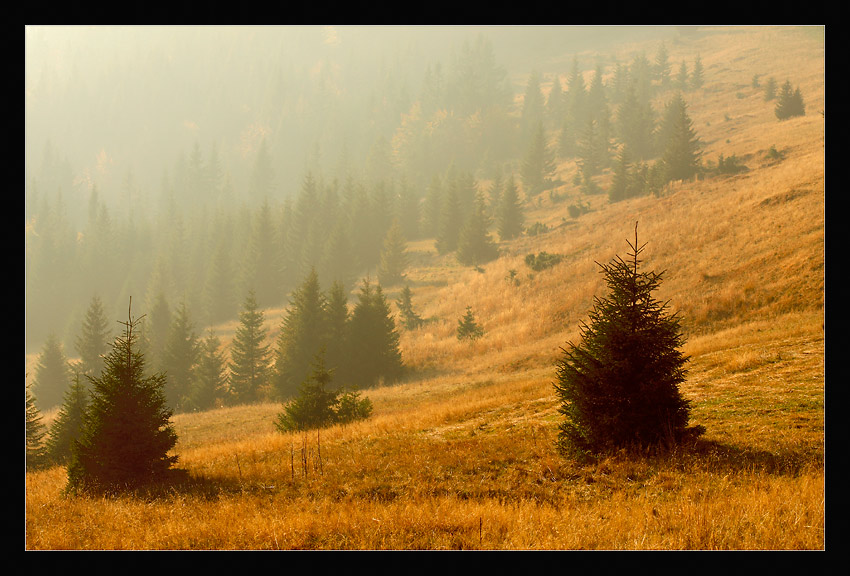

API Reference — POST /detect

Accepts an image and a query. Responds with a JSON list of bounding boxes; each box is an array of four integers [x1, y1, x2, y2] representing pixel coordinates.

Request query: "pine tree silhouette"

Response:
[[66, 300, 181, 494]]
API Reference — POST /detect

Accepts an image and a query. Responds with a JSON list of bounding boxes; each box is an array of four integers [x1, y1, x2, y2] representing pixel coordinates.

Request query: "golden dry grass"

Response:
[[25, 26, 825, 550]]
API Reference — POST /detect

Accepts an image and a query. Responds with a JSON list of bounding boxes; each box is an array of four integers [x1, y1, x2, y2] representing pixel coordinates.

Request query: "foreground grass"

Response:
[[26, 313, 824, 550]]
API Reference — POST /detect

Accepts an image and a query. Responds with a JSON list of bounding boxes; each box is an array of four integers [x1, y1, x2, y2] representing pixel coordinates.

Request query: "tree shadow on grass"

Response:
[[673, 436, 823, 477]]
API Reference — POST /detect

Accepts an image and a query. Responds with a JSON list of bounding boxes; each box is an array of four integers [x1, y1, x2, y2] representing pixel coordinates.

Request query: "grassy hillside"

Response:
[[25, 26, 825, 550]]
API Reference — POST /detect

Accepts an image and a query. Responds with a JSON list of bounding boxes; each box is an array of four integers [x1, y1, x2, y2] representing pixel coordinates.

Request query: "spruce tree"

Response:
[[347, 278, 404, 388], [275, 350, 373, 433], [763, 76, 777, 101], [229, 290, 272, 404], [273, 269, 328, 400], [324, 280, 351, 377], [275, 351, 339, 432], [161, 301, 200, 412], [74, 295, 111, 381], [675, 61, 689, 91], [32, 333, 73, 411], [497, 174, 525, 241], [775, 80, 806, 119], [396, 284, 424, 331], [553, 225, 698, 456], [654, 42, 671, 89], [45, 372, 89, 465], [457, 193, 499, 266], [660, 93, 702, 182], [66, 301, 180, 494], [457, 306, 484, 342], [521, 121, 555, 196], [26, 380, 48, 471], [190, 329, 228, 411], [689, 54, 704, 90], [609, 146, 639, 203]]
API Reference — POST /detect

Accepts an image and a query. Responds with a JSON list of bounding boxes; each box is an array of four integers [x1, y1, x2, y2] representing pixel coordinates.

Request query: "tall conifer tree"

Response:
[[553, 225, 697, 456], [273, 269, 328, 400], [74, 295, 111, 381], [161, 301, 200, 412], [26, 381, 48, 471], [66, 302, 180, 493], [229, 290, 272, 404], [660, 93, 702, 182], [497, 174, 524, 241], [457, 193, 499, 266], [45, 373, 89, 465], [190, 329, 228, 411], [347, 279, 403, 388], [32, 333, 72, 411]]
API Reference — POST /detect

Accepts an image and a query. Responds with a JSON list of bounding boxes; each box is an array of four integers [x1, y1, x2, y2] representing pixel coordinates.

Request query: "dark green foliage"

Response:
[[616, 82, 656, 162], [609, 146, 641, 203], [577, 118, 605, 190], [66, 305, 180, 494], [659, 93, 702, 182], [690, 54, 704, 90], [763, 76, 777, 101], [675, 61, 690, 91], [229, 290, 272, 404], [275, 352, 372, 433], [396, 285, 424, 331], [774, 80, 805, 120], [521, 121, 555, 196], [45, 373, 89, 465], [654, 42, 671, 88], [553, 225, 697, 456], [161, 301, 200, 411], [524, 252, 563, 272], [32, 333, 73, 411], [26, 381, 48, 471], [526, 221, 550, 235], [189, 329, 228, 411], [324, 281, 351, 376], [74, 295, 111, 380], [457, 193, 499, 267], [347, 278, 404, 388], [457, 306, 484, 342], [274, 269, 328, 400], [716, 153, 748, 175], [497, 174, 524, 241]]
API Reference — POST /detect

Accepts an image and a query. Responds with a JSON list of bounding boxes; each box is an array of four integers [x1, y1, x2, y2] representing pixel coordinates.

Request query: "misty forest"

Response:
[[25, 25, 824, 550]]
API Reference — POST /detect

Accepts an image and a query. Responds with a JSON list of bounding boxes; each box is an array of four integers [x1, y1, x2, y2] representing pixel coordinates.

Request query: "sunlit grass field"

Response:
[[25, 26, 825, 550]]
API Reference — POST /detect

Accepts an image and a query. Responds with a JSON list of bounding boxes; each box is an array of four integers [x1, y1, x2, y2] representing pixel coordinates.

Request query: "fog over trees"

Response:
[[26, 26, 728, 410]]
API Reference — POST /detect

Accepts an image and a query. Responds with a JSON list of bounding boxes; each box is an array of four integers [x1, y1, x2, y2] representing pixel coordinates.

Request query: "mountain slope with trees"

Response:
[[26, 26, 824, 550]]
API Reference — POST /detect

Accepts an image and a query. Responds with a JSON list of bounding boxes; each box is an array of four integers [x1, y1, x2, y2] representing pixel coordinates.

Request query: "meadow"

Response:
[[25, 26, 825, 550]]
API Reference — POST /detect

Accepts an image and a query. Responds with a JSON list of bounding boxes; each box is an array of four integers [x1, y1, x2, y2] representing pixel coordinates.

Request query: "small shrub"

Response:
[[275, 353, 373, 433], [716, 153, 747, 175], [526, 222, 550, 236], [457, 306, 484, 342], [525, 252, 564, 272]]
